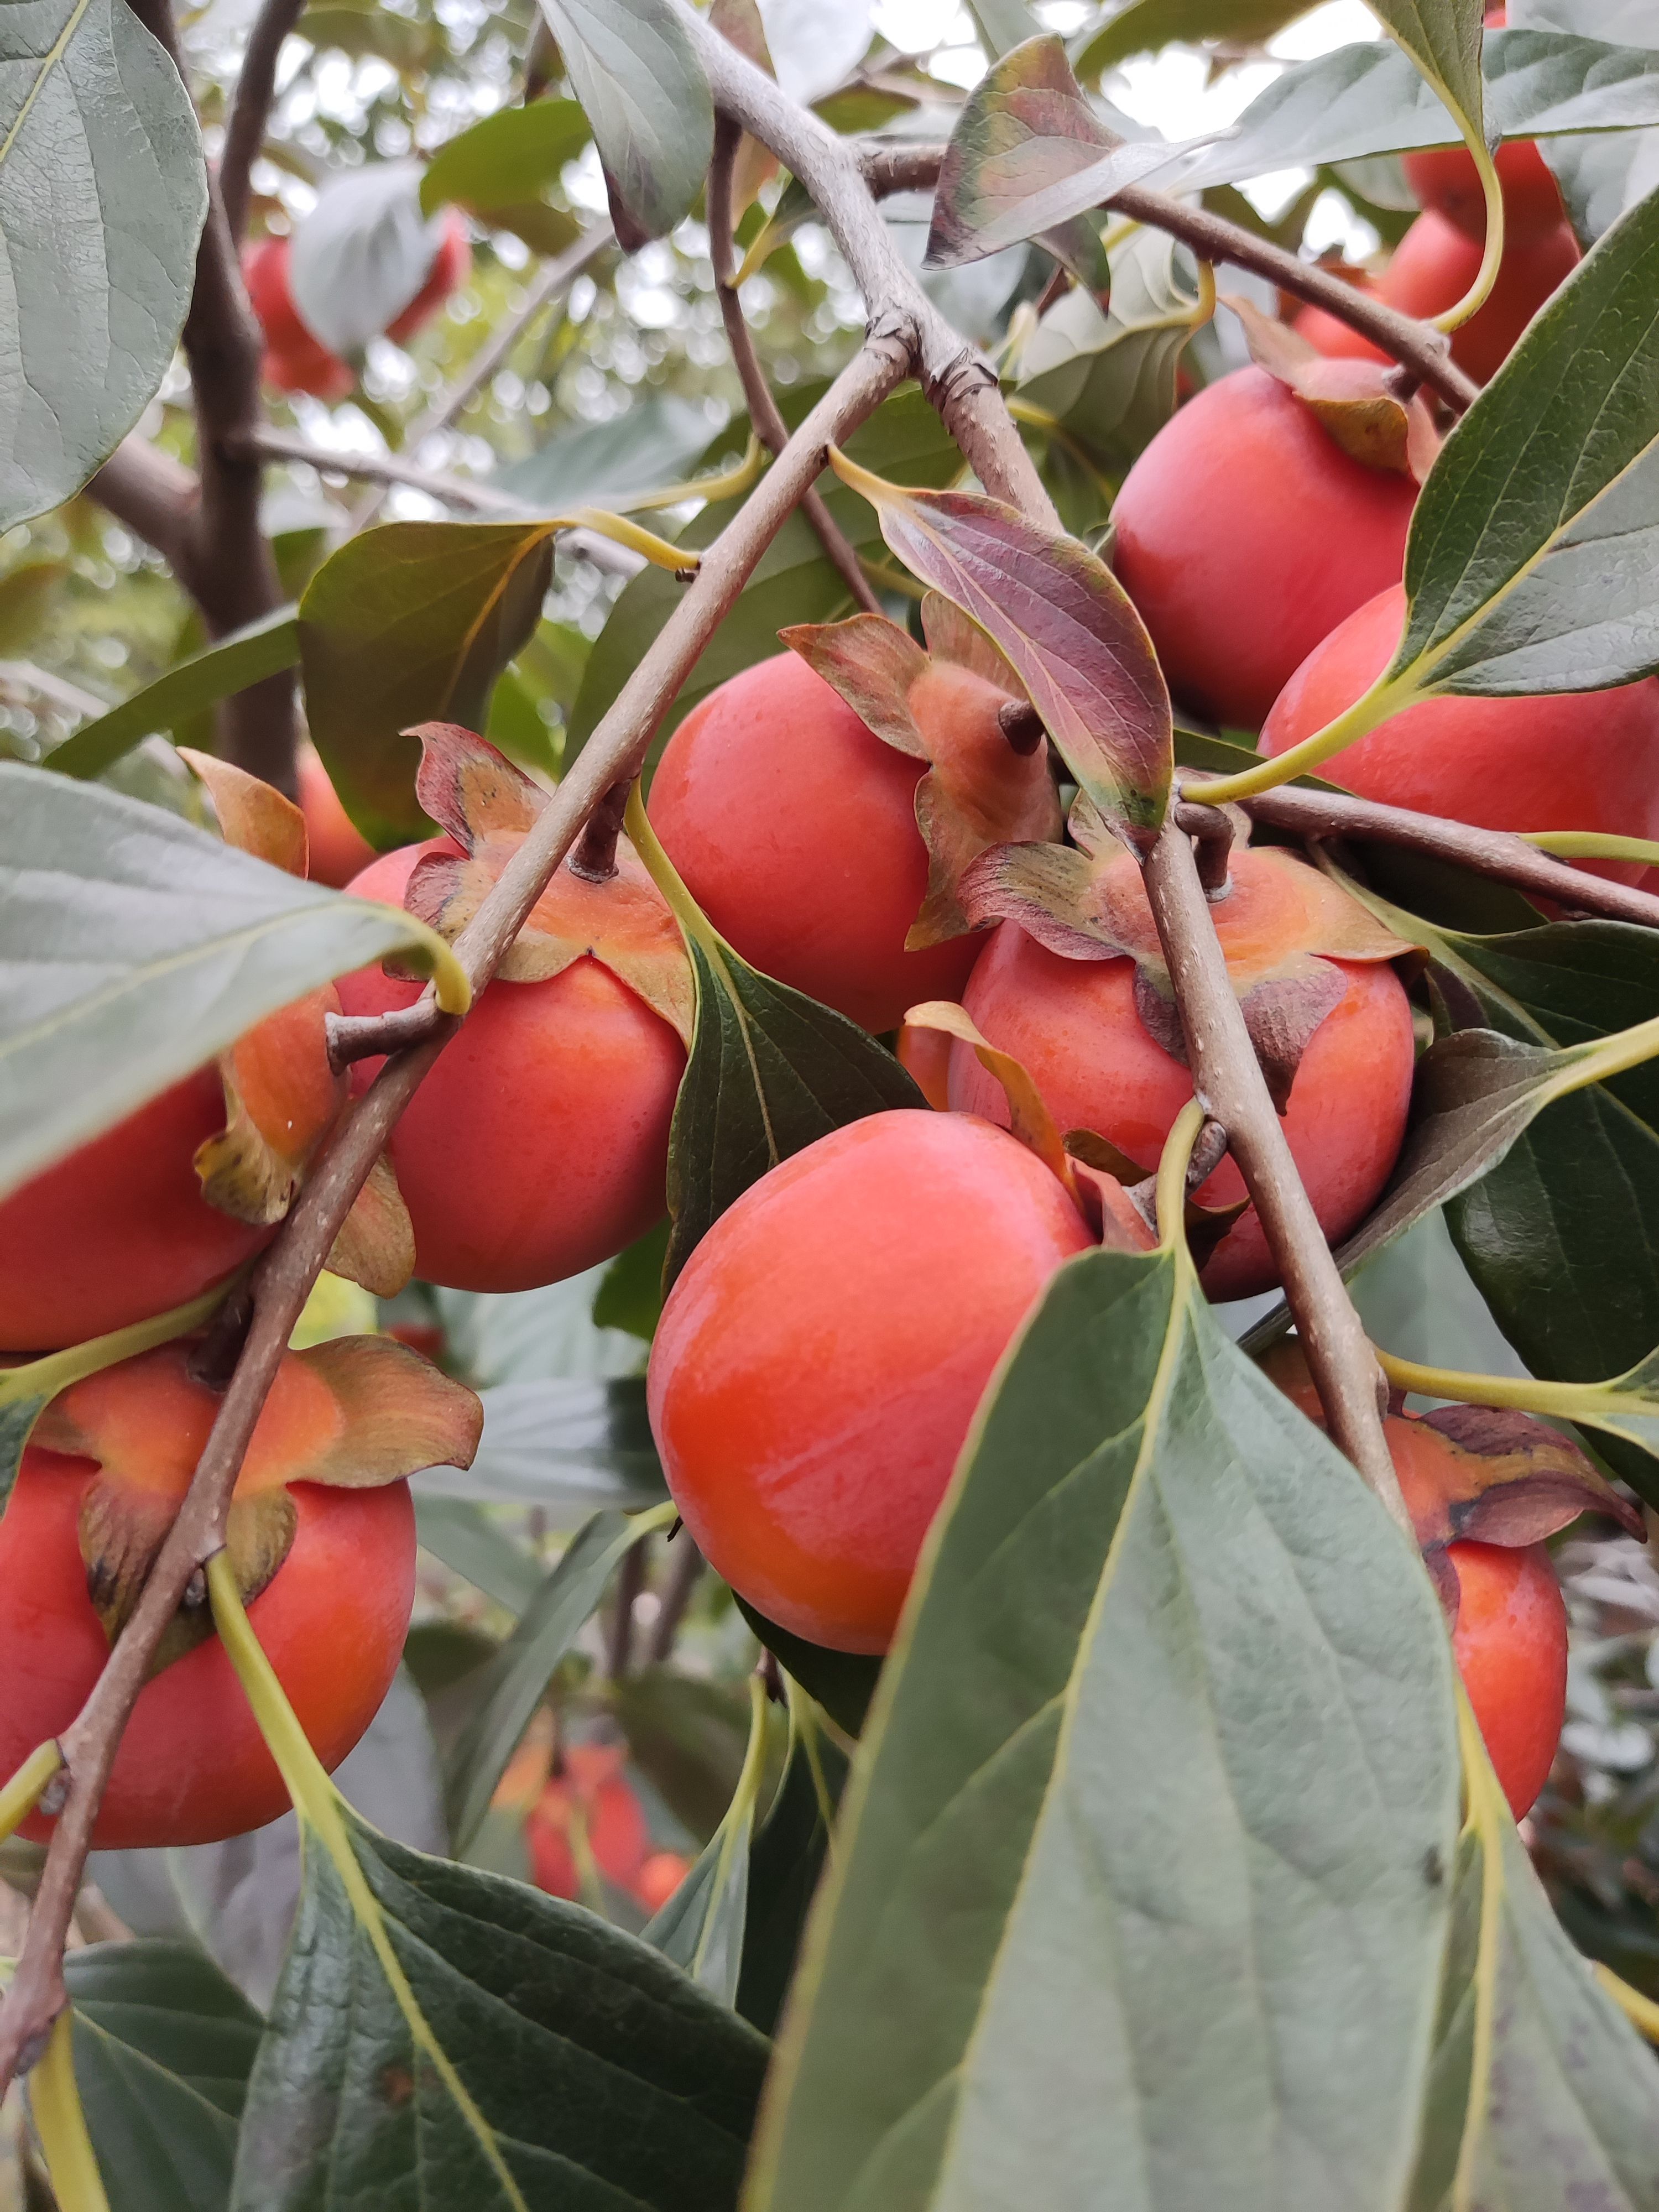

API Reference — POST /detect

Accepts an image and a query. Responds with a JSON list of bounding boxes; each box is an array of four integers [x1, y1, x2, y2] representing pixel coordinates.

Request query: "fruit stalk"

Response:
[[0, 338, 907, 2098], [1141, 821, 1410, 1533]]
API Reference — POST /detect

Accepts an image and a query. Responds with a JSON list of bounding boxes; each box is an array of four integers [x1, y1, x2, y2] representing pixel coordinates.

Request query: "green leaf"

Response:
[[960, 0, 1042, 61], [0, 0, 206, 532], [493, 396, 715, 512], [735, 1722, 847, 2039], [414, 1497, 546, 1611], [299, 521, 554, 846], [643, 1812, 754, 2008], [1071, 0, 1318, 75], [733, 1598, 882, 1739], [64, 1940, 262, 2212], [609, 1668, 752, 1843], [665, 935, 924, 1284], [537, 0, 713, 245], [833, 455, 1173, 847], [44, 610, 301, 782], [231, 1816, 769, 2210], [1368, 0, 1488, 155], [745, 1243, 1463, 2211], [0, 766, 450, 1201], [564, 386, 959, 768], [444, 1510, 666, 1851], [417, 1378, 667, 1516], [593, 1220, 670, 1342], [421, 98, 592, 216], [288, 161, 442, 357], [1520, 0, 1659, 243]]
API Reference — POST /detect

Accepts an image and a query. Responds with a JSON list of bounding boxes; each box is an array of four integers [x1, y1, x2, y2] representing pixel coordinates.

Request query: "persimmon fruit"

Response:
[[1110, 366, 1417, 729], [950, 846, 1416, 1299], [1262, 583, 1659, 879], [243, 212, 470, 399], [338, 839, 685, 1292], [646, 651, 993, 1031], [0, 985, 344, 1353], [0, 1338, 463, 1849], [648, 1109, 1094, 1653], [298, 742, 375, 888]]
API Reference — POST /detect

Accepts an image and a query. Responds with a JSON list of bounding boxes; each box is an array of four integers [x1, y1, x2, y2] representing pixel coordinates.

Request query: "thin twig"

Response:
[[607, 1543, 646, 1679], [239, 427, 529, 510], [858, 142, 1480, 417], [218, 0, 307, 245], [0, 341, 907, 2089], [708, 117, 879, 614], [1234, 781, 1659, 930], [1141, 822, 1409, 1533], [644, 1535, 704, 1666]]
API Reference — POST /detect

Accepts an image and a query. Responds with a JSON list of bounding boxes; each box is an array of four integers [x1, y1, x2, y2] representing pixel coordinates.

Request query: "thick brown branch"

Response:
[[858, 142, 1481, 417], [0, 339, 909, 2093], [127, 0, 297, 792], [218, 0, 307, 244], [708, 117, 879, 615], [1142, 822, 1410, 1532], [1234, 781, 1659, 930]]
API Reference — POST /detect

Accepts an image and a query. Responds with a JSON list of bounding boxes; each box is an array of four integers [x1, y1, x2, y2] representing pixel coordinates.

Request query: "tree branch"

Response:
[[1140, 823, 1410, 1532], [0, 338, 909, 2091], [126, 0, 298, 792], [85, 437, 200, 576], [708, 117, 880, 614], [218, 0, 307, 246], [1234, 781, 1659, 930], [239, 427, 530, 511], [857, 142, 1481, 417]]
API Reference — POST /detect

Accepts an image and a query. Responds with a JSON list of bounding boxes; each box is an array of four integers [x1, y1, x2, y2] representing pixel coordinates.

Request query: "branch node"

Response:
[[326, 1001, 442, 1071], [567, 779, 630, 883], [186, 1280, 255, 1390], [1174, 799, 1237, 899], [1188, 1117, 1229, 1191], [998, 699, 1046, 755], [37, 1766, 69, 1820]]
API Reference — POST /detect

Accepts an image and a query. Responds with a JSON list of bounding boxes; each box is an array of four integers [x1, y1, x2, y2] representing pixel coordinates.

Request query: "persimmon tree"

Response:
[[8, 0, 1659, 2205]]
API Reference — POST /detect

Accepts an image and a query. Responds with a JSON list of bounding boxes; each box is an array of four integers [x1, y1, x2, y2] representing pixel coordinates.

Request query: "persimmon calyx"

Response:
[[396, 722, 694, 1042], [326, 1150, 417, 1298], [178, 748, 309, 876], [1225, 296, 1443, 484], [193, 986, 348, 1227], [961, 801, 1416, 1111], [35, 1335, 481, 1667], [781, 591, 1062, 950]]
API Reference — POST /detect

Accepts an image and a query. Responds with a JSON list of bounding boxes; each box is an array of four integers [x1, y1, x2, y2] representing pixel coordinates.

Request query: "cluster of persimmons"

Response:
[[3, 86, 1639, 1875]]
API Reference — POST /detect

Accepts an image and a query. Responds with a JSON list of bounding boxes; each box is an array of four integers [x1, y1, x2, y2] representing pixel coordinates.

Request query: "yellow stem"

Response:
[[1552, 1011, 1659, 1097], [734, 212, 782, 288], [613, 435, 765, 515], [624, 780, 723, 958], [384, 910, 471, 1014], [0, 1741, 61, 1845], [0, 1272, 238, 1428], [693, 1674, 771, 1982], [1184, 668, 1423, 805], [1435, 135, 1505, 334], [1155, 1099, 1207, 1254], [560, 507, 699, 572], [31, 2012, 110, 2212], [1375, 1347, 1613, 1423], [1597, 1965, 1659, 2045], [1522, 831, 1659, 868]]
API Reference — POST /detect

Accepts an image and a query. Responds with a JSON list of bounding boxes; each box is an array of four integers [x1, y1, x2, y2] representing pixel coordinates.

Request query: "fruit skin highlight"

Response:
[[950, 847, 1416, 1300], [339, 841, 684, 1292], [1262, 583, 1659, 880], [0, 985, 343, 1354], [646, 652, 990, 1031], [648, 1110, 1094, 1654], [1110, 366, 1417, 731]]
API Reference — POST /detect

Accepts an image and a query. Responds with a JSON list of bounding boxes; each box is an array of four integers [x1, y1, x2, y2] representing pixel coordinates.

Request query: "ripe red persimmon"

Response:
[[648, 1109, 1094, 1652], [1402, 138, 1564, 246], [646, 652, 995, 1031], [1110, 366, 1418, 730], [950, 846, 1416, 1300], [338, 841, 685, 1292], [0, 986, 344, 1353], [1385, 1416, 1567, 1819], [1262, 584, 1659, 879], [0, 1339, 457, 1849], [1297, 210, 1580, 385], [298, 742, 375, 889]]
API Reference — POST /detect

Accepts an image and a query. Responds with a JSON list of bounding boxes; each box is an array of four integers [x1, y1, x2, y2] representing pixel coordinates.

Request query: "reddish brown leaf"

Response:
[[410, 719, 542, 846], [781, 615, 932, 759], [1416, 1404, 1644, 1548], [328, 1150, 417, 1297], [1226, 296, 1442, 483]]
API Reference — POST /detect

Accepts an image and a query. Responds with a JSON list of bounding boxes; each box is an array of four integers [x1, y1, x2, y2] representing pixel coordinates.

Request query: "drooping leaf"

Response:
[[288, 161, 446, 356], [746, 1242, 1464, 2211], [0, 0, 206, 531], [444, 1509, 667, 1850], [1517, 2, 1659, 243], [1366, 0, 1488, 163], [609, 1668, 752, 1844], [416, 1377, 667, 1516], [644, 1829, 753, 2005], [0, 766, 456, 1201], [735, 1720, 847, 2039], [299, 522, 555, 846], [421, 99, 592, 219], [537, 0, 713, 245], [414, 1496, 547, 1611], [65, 1940, 262, 2212], [230, 1816, 769, 2210], [832, 453, 1173, 847], [1070, 0, 1319, 76], [565, 386, 961, 769]]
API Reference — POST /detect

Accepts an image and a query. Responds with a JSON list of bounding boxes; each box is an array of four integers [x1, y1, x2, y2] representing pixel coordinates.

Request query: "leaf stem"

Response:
[[692, 1673, 771, 1984], [1596, 1965, 1659, 2046], [1522, 831, 1659, 868], [0, 1744, 62, 1846], [1154, 1099, 1207, 1253], [30, 2012, 109, 2212], [1374, 1349, 1610, 1422], [1436, 139, 1505, 335], [1186, 667, 1424, 806]]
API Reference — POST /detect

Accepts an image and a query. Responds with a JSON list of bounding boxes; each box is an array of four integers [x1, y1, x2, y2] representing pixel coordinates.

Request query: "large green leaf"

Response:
[[665, 935, 924, 1284], [1070, 0, 1319, 76], [734, 1722, 847, 2039], [537, 0, 712, 244], [64, 1940, 261, 2212], [1517, 1, 1659, 242], [747, 1243, 1465, 2210], [299, 521, 554, 846], [444, 1508, 666, 1851], [0, 0, 206, 531], [421, 98, 592, 218], [414, 1496, 546, 1611], [493, 397, 714, 513], [1365, 0, 1488, 165], [230, 1817, 769, 2210], [0, 765, 453, 1200], [416, 1378, 668, 1517], [564, 387, 961, 767], [44, 609, 301, 782]]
